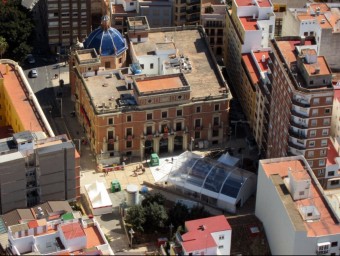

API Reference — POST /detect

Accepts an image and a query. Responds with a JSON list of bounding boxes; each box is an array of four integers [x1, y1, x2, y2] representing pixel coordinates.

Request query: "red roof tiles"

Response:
[[61, 222, 85, 240]]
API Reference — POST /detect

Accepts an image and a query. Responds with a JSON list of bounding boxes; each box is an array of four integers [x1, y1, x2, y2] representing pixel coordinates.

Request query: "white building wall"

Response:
[[211, 230, 232, 255], [242, 30, 262, 53], [93, 205, 113, 215], [331, 97, 340, 138], [136, 55, 160, 75], [10, 235, 34, 254], [255, 164, 298, 255], [184, 246, 216, 255], [236, 6, 258, 17]]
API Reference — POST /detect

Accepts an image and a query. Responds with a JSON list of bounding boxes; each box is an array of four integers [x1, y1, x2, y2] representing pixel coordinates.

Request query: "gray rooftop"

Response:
[[132, 28, 226, 98]]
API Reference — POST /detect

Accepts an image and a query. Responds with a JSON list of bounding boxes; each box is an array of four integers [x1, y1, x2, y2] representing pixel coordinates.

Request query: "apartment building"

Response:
[[0, 60, 54, 137], [46, 0, 92, 53], [224, 0, 275, 135], [70, 17, 231, 162], [282, 2, 340, 71], [256, 155, 340, 255], [200, 0, 226, 57], [268, 37, 333, 185], [170, 215, 232, 255], [271, 0, 306, 37], [1, 204, 112, 255], [110, 0, 172, 33], [173, 0, 201, 26], [0, 131, 80, 214]]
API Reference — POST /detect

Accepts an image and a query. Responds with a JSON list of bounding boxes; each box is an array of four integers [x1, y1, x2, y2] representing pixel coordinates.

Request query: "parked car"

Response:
[[29, 69, 38, 78], [26, 54, 35, 64]]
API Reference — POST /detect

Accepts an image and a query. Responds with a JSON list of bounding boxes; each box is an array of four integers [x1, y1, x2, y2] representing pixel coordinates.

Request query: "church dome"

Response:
[[84, 16, 127, 56]]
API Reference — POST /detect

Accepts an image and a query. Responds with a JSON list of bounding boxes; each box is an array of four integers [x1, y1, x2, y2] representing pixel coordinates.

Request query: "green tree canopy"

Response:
[[125, 205, 146, 233], [167, 202, 190, 229], [0, 0, 34, 60], [141, 192, 166, 207], [143, 202, 168, 232]]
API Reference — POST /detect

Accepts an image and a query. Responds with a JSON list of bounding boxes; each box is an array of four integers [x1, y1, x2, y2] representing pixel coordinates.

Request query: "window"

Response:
[[195, 119, 201, 127], [309, 141, 315, 147], [177, 109, 183, 116], [147, 113, 153, 120], [130, 2, 134, 5], [140, 64, 144, 69], [105, 62, 110, 68], [321, 139, 327, 146], [213, 117, 219, 126], [299, 191, 305, 196], [328, 171, 335, 177], [313, 98, 320, 104], [326, 97, 332, 104], [176, 122, 182, 131], [108, 118, 113, 125], [325, 108, 331, 114], [318, 169, 325, 176], [162, 111, 168, 118], [312, 109, 318, 116], [196, 106, 201, 113], [331, 180, 340, 186], [320, 149, 327, 156], [194, 131, 200, 139], [126, 141, 132, 148], [214, 104, 220, 111], [126, 128, 132, 136], [146, 126, 153, 135], [310, 130, 316, 137], [323, 118, 330, 125], [322, 129, 328, 136], [308, 151, 314, 157], [311, 119, 317, 126], [127, 115, 132, 122], [319, 159, 325, 166], [150, 63, 154, 69], [218, 245, 224, 249]]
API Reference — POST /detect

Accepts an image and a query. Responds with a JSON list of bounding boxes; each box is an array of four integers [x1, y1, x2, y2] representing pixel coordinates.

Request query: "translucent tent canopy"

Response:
[[163, 151, 257, 212]]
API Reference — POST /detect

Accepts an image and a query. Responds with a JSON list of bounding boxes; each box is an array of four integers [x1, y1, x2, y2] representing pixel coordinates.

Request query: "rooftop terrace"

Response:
[[235, 0, 271, 8]]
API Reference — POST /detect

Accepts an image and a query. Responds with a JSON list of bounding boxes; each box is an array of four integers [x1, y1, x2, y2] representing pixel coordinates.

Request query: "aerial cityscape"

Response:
[[0, 0, 340, 255]]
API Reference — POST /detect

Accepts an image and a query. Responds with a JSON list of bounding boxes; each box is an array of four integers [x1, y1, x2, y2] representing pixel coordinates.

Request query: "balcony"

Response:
[[289, 118, 308, 129], [291, 108, 309, 118], [186, 8, 200, 14], [288, 140, 306, 150], [292, 98, 310, 108], [186, 0, 200, 5], [289, 128, 307, 139], [212, 124, 221, 130]]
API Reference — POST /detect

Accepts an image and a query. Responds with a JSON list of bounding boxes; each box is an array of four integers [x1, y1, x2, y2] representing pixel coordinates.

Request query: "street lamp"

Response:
[[129, 228, 135, 248], [57, 52, 61, 82]]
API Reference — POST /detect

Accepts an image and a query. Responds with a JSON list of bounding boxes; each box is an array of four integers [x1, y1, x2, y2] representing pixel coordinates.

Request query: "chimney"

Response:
[[252, 13, 256, 19], [300, 36, 305, 46], [316, 7, 320, 16], [261, 54, 266, 63]]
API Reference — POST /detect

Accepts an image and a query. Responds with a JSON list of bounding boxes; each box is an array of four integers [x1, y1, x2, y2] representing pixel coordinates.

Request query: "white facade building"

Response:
[[85, 181, 113, 215], [256, 155, 340, 255], [282, 3, 340, 70], [7, 212, 113, 255], [176, 215, 232, 255]]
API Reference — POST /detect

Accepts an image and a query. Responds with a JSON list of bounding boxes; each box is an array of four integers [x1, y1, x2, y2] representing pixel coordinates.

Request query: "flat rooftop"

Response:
[[242, 53, 260, 84], [239, 17, 258, 31], [0, 63, 44, 133], [131, 29, 225, 98], [253, 51, 270, 73], [262, 158, 340, 237], [235, 0, 271, 7]]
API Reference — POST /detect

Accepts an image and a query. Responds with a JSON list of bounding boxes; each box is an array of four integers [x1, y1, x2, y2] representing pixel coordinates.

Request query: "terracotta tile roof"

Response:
[[182, 215, 231, 252], [303, 56, 331, 76], [309, 3, 330, 13], [83, 226, 105, 248], [135, 75, 185, 93], [262, 159, 340, 236], [239, 16, 258, 30], [0, 63, 44, 133], [61, 222, 85, 240]]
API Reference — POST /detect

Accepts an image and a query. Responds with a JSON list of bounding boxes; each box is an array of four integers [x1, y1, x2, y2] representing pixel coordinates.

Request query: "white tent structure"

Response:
[[217, 152, 240, 167], [85, 181, 113, 215], [163, 151, 257, 213]]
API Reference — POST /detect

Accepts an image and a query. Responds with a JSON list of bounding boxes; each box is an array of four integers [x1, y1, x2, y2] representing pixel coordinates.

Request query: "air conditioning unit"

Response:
[[316, 242, 330, 255]]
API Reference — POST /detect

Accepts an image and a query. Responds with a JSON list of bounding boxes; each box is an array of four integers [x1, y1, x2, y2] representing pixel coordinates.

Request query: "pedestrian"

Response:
[[171, 157, 174, 163]]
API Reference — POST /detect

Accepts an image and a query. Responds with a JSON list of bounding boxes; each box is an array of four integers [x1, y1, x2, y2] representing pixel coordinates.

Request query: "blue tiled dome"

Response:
[[84, 16, 127, 56]]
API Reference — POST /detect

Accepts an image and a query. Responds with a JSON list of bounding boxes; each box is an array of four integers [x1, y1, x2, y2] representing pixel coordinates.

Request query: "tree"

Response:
[[0, 37, 8, 58], [0, 0, 34, 61], [143, 202, 168, 232], [125, 205, 146, 232], [168, 202, 190, 229], [141, 192, 166, 207], [188, 205, 210, 220]]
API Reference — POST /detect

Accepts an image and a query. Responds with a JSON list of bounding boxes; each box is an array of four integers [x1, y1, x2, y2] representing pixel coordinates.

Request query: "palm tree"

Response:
[[0, 37, 9, 59]]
